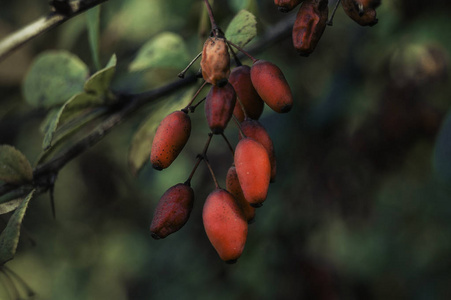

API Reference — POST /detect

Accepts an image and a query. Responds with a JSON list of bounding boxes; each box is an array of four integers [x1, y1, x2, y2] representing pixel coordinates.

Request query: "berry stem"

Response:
[[227, 40, 257, 63], [232, 115, 246, 138], [204, 154, 220, 189], [327, 0, 342, 26], [178, 51, 202, 78], [220, 132, 234, 156], [203, 0, 218, 35], [189, 96, 206, 113], [227, 40, 242, 67], [183, 81, 208, 112], [185, 133, 214, 185]]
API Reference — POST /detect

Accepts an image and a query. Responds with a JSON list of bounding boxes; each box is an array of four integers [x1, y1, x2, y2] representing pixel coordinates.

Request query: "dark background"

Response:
[[1, 0, 451, 299]]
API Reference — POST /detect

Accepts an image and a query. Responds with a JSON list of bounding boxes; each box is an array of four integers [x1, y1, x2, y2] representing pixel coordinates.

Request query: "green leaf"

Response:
[[42, 92, 104, 150], [84, 54, 117, 96], [0, 145, 33, 184], [128, 87, 195, 175], [225, 10, 257, 48], [86, 5, 101, 71], [0, 199, 22, 215], [23, 51, 89, 108], [0, 190, 34, 265], [129, 32, 190, 72]]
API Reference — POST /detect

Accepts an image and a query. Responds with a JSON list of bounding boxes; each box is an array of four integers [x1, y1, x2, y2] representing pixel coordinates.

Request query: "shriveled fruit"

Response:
[[229, 65, 264, 122], [150, 183, 194, 239], [200, 36, 231, 86], [226, 165, 256, 223], [239, 119, 277, 182], [150, 111, 191, 170], [234, 137, 271, 207], [342, 0, 380, 27], [205, 82, 237, 134], [292, 0, 329, 57], [274, 0, 304, 13], [250, 60, 293, 113], [203, 188, 248, 263]]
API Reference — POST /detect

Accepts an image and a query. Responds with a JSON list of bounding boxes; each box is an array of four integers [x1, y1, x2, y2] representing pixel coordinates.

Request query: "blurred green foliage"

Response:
[[1, 0, 451, 299]]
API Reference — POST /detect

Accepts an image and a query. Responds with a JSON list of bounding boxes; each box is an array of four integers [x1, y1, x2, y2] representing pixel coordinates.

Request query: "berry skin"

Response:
[[292, 0, 329, 57], [226, 165, 256, 223], [228, 65, 264, 122], [200, 37, 231, 86], [205, 82, 237, 134], [203, 188, 248, 263], [150, 183, 194, 239], [234, 137, 271, 207], [239, 118, 277, 183], [150, 111, 191, 170], [250, 60, 293, 114], [274, 0, 304, 13], [342, 0, 380, 27]]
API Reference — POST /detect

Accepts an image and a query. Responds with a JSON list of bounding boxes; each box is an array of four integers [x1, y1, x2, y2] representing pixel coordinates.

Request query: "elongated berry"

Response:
[[342, 0, 380, 27], [239, 119, 277, 183], [234, 137, 271, 207], [150, 183, 194, 239], [229, 65, 264, 122], [200, 37, 230, 86], [274, 0, 303, 13], [150, 111, 191, 170], [250, 60, 293, 113], [203, 188, 248, 263], [205, 82, 236, 134], [292, 0, 328, 57], [226, 165, 256, 223]]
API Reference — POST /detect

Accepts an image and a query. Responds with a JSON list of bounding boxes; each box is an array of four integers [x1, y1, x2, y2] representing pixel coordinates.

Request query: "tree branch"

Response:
[[0, 0, 109, 62], [0, 15, 295, 200]]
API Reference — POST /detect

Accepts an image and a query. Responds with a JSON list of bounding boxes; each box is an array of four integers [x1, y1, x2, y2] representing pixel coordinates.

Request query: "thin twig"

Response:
[[0, 0, 109, 62], [185, 133, 213, 185]]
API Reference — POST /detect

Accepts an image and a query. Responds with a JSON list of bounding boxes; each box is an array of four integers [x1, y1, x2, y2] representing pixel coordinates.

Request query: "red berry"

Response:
[[234, 137, 271, 207], [203, 188, 248, 263], [274, 0, 303, 13], [150, 111, 191, 170], [228, 65, 264, 122], [200, 37, 231, 86], [205, 82, 237, 134], [342, 0, 380, 27], [226, 165, 256, 223], [150, 183, 194, 239], [250, 60, 293, 114]]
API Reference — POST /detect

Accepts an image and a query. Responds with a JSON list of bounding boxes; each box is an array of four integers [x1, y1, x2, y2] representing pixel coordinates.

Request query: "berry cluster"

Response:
[[275, 0, 381, 56], [148, 22, 292, 262]]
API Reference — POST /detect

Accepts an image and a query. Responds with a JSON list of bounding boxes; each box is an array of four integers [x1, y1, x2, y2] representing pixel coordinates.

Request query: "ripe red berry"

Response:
[[205, 82, 237, 134], [250, 60, 293, 114], [150, 183, 194, 239], [200, 37, 231, 86], [239, 119, 277, 183], [292, 0, 329, 57], [203, 188, 248, 263], [342, 0, 380, 27], [228, 65, 264, 122], [234, 137, 271, 207], [226, 165, 256, 223], [274, 0, 303, 13], [150, 111, 191, 170]]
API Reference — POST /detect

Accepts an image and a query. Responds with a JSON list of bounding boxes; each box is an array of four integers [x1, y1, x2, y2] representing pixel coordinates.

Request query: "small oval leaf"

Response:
[[0, 190, 34, 265], [225, 10, 257, 48], [84, 54, 117, 95], [23, 51, 89, 108], [0, 145, 33, 184]]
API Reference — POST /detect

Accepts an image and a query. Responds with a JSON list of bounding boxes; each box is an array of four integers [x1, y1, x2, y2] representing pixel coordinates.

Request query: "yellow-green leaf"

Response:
[[0, 145, 33, 184], [225, 10, 257, 48]]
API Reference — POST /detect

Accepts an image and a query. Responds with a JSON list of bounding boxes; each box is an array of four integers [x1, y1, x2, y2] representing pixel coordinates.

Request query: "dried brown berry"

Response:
[[274, 0, 304, 13], [150, 111, 191, 170], [342, 0, 380, 27], [250, 60, 293, 113], [203, 188, 248, 263], [292, 0, 329, 57], [150, 183, 194, 239], [239, 119, 277, 183], [229, 65, 264, 122], [200, 37, 231, 86], [205, 82, 237, 134]]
